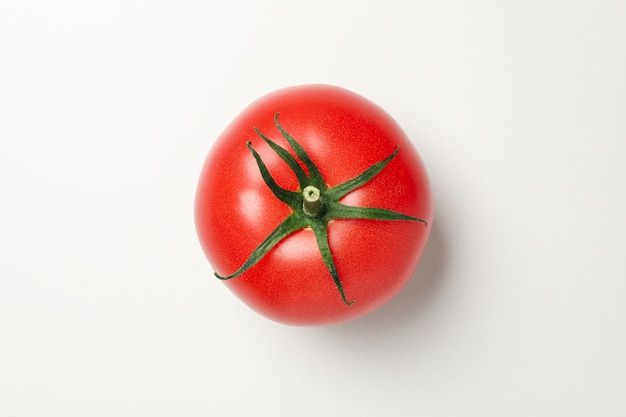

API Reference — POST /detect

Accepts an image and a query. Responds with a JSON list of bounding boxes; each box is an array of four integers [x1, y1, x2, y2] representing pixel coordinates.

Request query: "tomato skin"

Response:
[[195, 84, 432, 326]]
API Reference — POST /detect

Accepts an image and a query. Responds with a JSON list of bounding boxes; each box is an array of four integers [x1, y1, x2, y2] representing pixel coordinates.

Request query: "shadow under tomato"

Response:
[[323, 213, 449, 341]]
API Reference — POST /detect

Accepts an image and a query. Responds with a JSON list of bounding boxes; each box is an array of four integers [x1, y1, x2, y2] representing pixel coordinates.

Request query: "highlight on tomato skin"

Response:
[[195, 84, 433, 326]]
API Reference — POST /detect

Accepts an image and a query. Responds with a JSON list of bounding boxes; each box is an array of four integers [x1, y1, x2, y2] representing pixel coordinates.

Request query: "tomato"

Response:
[[195, 84, 432, 326]]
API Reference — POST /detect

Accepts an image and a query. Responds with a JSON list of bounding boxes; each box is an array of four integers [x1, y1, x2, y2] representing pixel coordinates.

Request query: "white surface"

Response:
[[1, 1, 625, 416]]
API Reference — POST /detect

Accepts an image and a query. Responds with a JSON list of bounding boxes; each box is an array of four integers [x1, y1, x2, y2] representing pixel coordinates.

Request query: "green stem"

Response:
[[302, 185, 323, 217]]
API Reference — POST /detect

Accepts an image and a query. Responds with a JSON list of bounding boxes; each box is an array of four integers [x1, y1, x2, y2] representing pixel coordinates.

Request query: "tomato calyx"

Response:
[[214, 113, 427, 306]]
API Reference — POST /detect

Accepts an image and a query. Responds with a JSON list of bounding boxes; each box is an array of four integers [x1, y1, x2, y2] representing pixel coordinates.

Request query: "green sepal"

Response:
[[274, 113, 327, 191], [254, 127, 309, 190], [215, 212, 308, 280], [325, 202, 428, 225], [310, 221, 355, 306], [247, 142, 301, 210], [325, 147, 399, 200]]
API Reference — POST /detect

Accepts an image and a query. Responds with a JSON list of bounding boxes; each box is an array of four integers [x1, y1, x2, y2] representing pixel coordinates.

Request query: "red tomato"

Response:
[[195, 85, 432, 326]]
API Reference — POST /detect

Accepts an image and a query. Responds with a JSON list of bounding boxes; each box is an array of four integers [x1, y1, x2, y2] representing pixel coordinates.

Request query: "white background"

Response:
[[1, 1, 625, 416]]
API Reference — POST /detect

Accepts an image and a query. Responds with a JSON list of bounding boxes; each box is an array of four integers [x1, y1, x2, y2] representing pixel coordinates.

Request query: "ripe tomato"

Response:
[[195, 85, 432, 326]]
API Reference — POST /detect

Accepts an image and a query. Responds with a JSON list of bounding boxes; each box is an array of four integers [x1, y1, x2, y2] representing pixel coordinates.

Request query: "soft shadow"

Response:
[[322, 214, 450, 345]]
